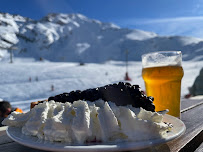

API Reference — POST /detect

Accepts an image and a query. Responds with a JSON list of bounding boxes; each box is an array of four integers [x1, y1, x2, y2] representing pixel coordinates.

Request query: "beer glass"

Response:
[[142, 51, 184, 118]]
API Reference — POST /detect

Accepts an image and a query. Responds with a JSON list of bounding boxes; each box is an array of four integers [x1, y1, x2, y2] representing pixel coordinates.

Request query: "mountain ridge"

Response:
[[0, 12, 203, 62]]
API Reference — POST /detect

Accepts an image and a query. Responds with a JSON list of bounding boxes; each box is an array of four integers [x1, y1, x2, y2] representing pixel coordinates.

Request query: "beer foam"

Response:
[[143, 62, 181, 68], [142, 51, 182, 68]]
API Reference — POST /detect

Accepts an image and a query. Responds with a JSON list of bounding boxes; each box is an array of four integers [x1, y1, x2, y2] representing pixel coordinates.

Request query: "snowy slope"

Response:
[[0, 60, 202, 112], [0, 13, 203, 63]]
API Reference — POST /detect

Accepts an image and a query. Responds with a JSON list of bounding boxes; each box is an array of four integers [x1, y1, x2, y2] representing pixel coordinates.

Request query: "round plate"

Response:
[[6, 114, 186, 152]]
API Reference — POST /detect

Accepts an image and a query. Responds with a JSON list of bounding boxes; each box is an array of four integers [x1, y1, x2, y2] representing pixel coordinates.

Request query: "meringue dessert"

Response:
[[3, 82, 172, 144], [3, 100, 172, 144]]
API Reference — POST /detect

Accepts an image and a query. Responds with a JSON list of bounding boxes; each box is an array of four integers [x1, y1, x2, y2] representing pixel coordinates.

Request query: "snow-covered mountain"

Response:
[[0, 12, 203, 62]]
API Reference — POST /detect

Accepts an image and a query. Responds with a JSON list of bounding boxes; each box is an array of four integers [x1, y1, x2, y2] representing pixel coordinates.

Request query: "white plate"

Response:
[[6, 114, 186, 152]]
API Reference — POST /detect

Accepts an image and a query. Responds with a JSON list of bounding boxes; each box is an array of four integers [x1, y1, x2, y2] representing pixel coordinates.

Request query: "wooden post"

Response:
[[7, 46, 18, 64], [124, 50, 131, 81], [51, 85, 54, 91], [125, 50, 129, 73], [10, 50, 13, 63]]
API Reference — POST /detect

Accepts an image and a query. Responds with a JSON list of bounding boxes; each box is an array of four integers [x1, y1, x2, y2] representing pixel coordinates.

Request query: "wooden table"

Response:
[[0, 97, 202, 152]]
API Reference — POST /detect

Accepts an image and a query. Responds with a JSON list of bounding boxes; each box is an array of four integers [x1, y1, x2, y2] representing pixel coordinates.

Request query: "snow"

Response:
[[108, 23, 120, 29], [178, 36, 203, 45], [0, 59, 202, 112], [76, 43, 90, 54], [0, 50, 9, 61], [97, 35, 103, 40], [194, 47, 203, 53], [189, 55, 203, 61], [126, 29, 157, 40]]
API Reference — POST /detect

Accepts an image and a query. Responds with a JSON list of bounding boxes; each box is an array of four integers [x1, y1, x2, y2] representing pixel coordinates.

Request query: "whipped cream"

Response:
[[3, 100, 172, 143]]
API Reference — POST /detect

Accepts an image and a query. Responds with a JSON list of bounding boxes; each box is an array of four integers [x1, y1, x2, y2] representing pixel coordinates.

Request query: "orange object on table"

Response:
[[14, 108, 23, 113]]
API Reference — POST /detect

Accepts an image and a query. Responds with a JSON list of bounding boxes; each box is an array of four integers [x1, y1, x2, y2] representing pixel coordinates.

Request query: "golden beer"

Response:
[[142, 65, 184, 118]]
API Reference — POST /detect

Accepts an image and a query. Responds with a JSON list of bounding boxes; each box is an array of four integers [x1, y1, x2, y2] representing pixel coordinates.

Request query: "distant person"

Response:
[[0, 101, 23, 127], [51, 85, 54, 91], [124, 72, 132, 81], [186, 68, 203, 98]]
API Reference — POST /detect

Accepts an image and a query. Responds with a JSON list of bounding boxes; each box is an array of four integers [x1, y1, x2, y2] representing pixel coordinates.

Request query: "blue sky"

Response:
[[1, 0, 203, 38]]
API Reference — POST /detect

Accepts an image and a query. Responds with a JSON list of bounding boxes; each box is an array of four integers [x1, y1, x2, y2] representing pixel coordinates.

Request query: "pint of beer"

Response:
[[142, 51, 184, 118]]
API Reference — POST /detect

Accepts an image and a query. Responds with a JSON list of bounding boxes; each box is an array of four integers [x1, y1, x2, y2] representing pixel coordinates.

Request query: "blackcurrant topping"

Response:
[[48, 82, 155, 112]]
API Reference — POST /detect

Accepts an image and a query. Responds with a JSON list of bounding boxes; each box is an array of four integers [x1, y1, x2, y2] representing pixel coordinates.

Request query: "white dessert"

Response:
[[3, 100, 172, 143]]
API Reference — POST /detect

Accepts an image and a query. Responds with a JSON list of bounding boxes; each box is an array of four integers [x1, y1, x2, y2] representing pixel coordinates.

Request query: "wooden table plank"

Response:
[[195, 142, 203, 152], [181, 97, 203, 110], [180, 130, 203, 152], [0, 142, 47, 152], [167, 103, 203, 152], [0, 126, 14, 145]]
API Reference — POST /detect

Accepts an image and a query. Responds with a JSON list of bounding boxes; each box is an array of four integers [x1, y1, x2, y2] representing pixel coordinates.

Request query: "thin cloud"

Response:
[[116, 16, 203, 38], [142, 16, 203, 24], [122, 16, 203, 25]]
